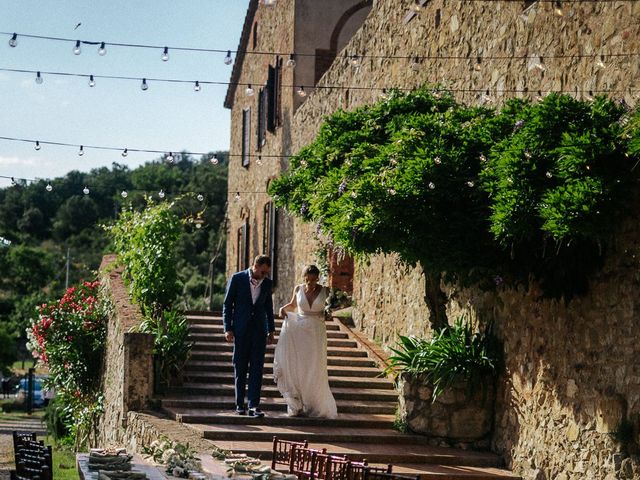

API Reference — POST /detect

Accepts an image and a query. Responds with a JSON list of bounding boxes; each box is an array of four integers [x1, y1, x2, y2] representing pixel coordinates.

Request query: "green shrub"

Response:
[[385, 317, 501, 401]]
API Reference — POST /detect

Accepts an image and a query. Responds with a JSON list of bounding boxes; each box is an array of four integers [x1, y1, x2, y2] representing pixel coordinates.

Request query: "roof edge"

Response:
[[224, 0, 259, 109]]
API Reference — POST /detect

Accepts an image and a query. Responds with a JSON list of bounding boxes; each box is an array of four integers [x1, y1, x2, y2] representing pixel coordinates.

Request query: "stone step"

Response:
[[167, 383, 399, 402], [159, 396, 398, 414], [188, 351, 379, 367], [189, 324, 350, 339], [390, 464, 521, 479], [187, 316, 342, 332], [190, 344, 369, 358], [182, 371, 394, 390], [183, 360, 385, 378], [188, 335, 358, 348], [163, 407, 395, 428], [198, 424, 433, 446]]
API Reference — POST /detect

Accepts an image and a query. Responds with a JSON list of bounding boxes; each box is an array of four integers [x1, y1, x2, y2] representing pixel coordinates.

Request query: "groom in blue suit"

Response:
[[223, 254, 275, 417]]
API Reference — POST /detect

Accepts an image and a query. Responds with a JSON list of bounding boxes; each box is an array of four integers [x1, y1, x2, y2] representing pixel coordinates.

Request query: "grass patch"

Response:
[[46, 436, 79, 480]]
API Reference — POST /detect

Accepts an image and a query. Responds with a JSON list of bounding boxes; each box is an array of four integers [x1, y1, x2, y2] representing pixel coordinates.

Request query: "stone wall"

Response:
[[96, 255, 154, 448], [287, 1, 640, 479], [227, 0, 640, 478]]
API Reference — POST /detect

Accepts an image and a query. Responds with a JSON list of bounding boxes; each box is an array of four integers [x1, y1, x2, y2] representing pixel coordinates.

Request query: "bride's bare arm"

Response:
[[278, 285, 299, 318]]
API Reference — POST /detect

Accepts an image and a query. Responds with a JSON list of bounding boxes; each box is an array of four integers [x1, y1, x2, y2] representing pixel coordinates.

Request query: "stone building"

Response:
[[225, 0, 640, 478]]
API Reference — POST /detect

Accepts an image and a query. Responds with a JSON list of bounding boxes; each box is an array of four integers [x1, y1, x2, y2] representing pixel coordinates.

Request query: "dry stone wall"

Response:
[[285, 1, 640, 479], [96, 255, 154, 448]]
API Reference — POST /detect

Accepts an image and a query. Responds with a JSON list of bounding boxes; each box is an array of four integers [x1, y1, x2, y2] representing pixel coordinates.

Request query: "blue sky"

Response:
[[0, 0, 250, 187]]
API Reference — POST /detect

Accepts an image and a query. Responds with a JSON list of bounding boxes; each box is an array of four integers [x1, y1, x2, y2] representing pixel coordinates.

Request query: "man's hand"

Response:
[[224, 331, 235, 343], [267, 332, 275, 345]]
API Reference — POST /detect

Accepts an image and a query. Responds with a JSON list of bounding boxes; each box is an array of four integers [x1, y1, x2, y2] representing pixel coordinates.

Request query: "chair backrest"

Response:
[[319, 454, 350, 480], [14, 439, 52, 480], [363, 471, 418, 480], [12, 432, 37, 451], [271, 436, 309, 471], [290, 447, 326, 478]]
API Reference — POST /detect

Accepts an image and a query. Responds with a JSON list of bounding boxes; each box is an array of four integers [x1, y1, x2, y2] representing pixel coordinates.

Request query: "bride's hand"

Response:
[[279, 307, 287, 318]]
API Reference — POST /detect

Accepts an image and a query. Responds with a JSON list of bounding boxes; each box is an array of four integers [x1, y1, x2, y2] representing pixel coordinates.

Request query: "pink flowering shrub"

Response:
[[27, 280, 108, 447]]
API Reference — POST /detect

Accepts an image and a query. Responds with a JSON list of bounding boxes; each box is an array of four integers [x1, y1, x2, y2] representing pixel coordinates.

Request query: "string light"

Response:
[[121, 148, 128, 157], [73, 40, 81, 55], [234, 192, 241, 201], [411, 0, 424, 12], [78, 145, 84, 156], [210, 155, 219, 165], [10, 177, 16, 186], [296, 86, 306, 97], [161, 46, 169, 62], [474, 56, 482, 71], [166, 152, 174, 164], [197, 193, 204, 202], [553, 1, 564, 16], [34, 141, 41, 151], [98, 42, 107, 56], [224, 50, 233, 65], [287, 54, 296, 68], [83, 186, 90, 195], [141, 78, 149, 90], [121, 190, 128, 198], [245, 84, 254, 97], [256, 156, 263, 166], [45, 183, 52, 192], [194, 80, 201, 92], [595, 55, 606, 69], [8, 33, 17, 48], [88, 75, 96, 87], [349, 55, 361, 68], [158, 189, 165, 199], [35, 71, 43, 84]]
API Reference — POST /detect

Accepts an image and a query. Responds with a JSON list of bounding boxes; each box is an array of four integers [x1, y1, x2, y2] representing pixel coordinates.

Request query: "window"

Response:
[[242, 107, 251, 168], [257, 88, 267, 150], [252, 22, 258, 50], [263, 202, 277, 285], [237, 220, 250, 271], [267, 60, 282, 132]]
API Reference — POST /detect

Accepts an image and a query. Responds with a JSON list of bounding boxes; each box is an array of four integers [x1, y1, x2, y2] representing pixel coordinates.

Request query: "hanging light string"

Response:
[[0, 66, 639, 96], [3, 30, 640, 63]]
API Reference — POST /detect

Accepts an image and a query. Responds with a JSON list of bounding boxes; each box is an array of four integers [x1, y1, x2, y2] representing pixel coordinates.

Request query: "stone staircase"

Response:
[[159, 313, 520, 479]]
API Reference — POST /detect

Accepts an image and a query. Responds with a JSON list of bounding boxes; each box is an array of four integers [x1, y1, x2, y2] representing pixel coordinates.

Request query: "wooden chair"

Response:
[[290, 447, 326, 479], [347, 462, 392, 480], [271, 436, 309, 471], [14, 441, 52, 480], [363, 471, 419, 480], [312, 453, 350, 480]]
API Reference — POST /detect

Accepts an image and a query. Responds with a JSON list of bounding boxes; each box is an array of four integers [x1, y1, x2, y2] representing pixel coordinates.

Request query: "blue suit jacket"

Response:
[[222, 269, 275, 338]]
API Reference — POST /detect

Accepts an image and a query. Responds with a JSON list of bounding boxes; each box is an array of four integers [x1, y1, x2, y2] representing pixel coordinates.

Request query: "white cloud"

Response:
[[0, 155, 49, 167]]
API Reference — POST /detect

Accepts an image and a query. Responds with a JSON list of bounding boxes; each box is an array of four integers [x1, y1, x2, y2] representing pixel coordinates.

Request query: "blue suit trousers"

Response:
[[233, 323, 267, 409]]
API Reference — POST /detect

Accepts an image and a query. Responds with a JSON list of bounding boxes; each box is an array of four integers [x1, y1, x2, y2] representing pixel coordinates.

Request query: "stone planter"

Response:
[[398, 373, 496, 449]]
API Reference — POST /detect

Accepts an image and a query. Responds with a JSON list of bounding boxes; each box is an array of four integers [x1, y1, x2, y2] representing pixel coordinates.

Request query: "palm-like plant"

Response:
[[386, 316, 501, 401]]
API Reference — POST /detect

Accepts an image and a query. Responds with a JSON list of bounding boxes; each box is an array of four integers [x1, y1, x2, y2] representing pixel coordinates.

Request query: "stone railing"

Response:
[[96, 254, 154, 447]]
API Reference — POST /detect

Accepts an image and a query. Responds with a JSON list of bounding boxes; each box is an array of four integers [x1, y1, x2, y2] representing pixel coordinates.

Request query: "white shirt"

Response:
[[249, 270, 263, 304]]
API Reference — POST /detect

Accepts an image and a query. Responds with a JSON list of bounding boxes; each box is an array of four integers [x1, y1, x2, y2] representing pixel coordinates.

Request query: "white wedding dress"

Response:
[[273, 285, 338, 418]]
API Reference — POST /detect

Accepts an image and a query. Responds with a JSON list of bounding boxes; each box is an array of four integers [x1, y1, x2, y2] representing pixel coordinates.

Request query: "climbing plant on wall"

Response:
[[269, 87, 638, 305]]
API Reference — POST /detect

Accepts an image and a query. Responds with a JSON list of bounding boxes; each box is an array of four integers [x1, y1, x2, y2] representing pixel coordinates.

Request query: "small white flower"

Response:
[[162, 449, 177, 463]]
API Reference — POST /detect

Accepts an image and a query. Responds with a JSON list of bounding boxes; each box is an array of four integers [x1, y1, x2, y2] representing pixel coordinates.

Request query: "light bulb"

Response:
[[35, 71, 43, 84], [10, 177, 16, 186], [428, 182, 435, 190], [388, 188, 396, 195], [256, 156, 263, 166], [245, 84, 254, 97], [122, 148, 128, 157], [158, 189, 165, 199], [78, 145, 84, 156], [466, 181, 475, 187], [210, 155, 219, 165], [194, 81, 201, 92], [195, 222, 202, 229], [197, 194, 204, 202], [286, 54, 296, 68], [235, 192, 241, 201], [98, 42, 107, 56], [9, 33, 17, 48], [73, 40, 81, 55], [34, 141, 41, 151], [45, 183, 53, 192], [474, 56, 482, 71], [121, 190, 128, 198], [297, 86, 306, 97], [161, 46, 169, 62], [350, 55, 360, 68], [263, 0, 276, 5], [83, 186, 90, 195], [409, 57, 420, 72], [595, 55, 606, 70], [166, 152, 174, 164], [534, 57, 546, 72], [141, 78, 148, 91], [224, 50, 233, 65], [412, 0, 423, 12], [88, 75, 96, 87], [553, 1, 564, 16]]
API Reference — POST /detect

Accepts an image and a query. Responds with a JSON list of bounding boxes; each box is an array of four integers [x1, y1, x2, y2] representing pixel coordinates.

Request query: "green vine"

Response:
[[269, 87, 639, 298]]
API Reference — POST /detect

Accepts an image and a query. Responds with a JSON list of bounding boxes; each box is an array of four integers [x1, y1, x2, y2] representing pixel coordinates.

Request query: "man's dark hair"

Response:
[[303, 265, 320, 277], [253, 255, 271, 267]]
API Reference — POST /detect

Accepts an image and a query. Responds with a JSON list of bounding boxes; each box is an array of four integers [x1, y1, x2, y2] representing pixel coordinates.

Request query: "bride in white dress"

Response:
[[274, 265, 338, 418]]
